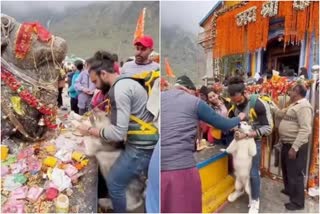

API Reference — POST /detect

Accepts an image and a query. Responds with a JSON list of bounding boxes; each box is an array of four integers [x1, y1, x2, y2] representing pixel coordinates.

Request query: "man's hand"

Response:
[[77, 124, 90, 135], [238, 112, 246, 121], [234, 131, 247, 141], [288, 148, 297, 160]]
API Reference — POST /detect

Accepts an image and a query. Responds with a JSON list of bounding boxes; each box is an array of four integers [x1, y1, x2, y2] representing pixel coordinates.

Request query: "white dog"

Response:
[[221, 121, 257, 207], [70, 111, 145, 212]]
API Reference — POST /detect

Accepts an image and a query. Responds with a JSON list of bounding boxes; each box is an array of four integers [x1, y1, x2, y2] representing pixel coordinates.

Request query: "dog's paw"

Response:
[[220, 148, 227, 153], [98, 198, 113, 211]]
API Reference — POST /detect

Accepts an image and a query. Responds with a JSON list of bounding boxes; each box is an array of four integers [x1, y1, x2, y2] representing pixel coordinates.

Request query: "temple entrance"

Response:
[[263, 37, 301, 76]]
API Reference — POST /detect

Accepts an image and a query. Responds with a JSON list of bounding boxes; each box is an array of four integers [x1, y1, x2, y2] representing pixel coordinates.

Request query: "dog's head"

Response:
[[237, 121, 253, 134]]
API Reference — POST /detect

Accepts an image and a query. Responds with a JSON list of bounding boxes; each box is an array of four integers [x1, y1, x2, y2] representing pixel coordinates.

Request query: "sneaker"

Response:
[[228, 190, 244, 202], [248, 199, 260, 213]]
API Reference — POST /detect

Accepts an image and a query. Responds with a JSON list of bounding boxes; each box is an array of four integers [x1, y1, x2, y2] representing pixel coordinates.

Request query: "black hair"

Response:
[[227, 76, 245, 96], [74, 60, 84, 71], [199, 85, 208, 95], [293, 84, 307, 97], [89, 51, 115, 74], [86, 57, 96, 65], [300, 67, 308, 79], [112, 54, 119, 62]]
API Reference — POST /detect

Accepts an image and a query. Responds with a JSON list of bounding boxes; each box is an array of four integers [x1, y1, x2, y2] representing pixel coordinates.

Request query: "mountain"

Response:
[[1, 1, 159, 61], [161, 25, 206, 85]]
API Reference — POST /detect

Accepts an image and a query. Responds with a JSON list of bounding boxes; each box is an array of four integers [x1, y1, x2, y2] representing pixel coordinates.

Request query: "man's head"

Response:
[[134, 35, 154, 65], [288, 84, 307, 103], [228, 77, 246, 106], [89, 51, 118, 94], [199, 86, 208, 101], [175, 75, 196, 95]]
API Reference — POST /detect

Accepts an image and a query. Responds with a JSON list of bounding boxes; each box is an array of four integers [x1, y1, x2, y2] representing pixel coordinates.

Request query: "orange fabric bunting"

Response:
[[133, 8, 146, 42], [164, 58, 175, 78]]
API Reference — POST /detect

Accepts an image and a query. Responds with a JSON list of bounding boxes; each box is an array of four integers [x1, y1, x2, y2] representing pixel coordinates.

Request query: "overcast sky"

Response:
[[1, 0, 218, 34], [1, 1, 92, 14], [161, 0, 218, 34]]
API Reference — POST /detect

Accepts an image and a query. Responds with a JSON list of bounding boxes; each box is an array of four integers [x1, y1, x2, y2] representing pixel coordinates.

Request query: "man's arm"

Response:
[[292, 107, 313, 151], [253, 99, 273, 137], [197, 100, 241, 131]]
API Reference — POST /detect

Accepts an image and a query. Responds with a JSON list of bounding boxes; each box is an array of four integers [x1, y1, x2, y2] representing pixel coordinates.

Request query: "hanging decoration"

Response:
[[133, 7, 146, 42], [261, 0, 278, 18], [212, 1, 319, 58], [307, 114, 319, 189], [1, 67, 58, 130], [293, 0, 311, 10], [236, 6, 257, 26], [15, 22, 52, 59]]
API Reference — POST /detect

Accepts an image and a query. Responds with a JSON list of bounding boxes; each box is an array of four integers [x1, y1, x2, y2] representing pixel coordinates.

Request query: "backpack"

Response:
[[228, 94, 274, 129], [112, 70, 160, 144]]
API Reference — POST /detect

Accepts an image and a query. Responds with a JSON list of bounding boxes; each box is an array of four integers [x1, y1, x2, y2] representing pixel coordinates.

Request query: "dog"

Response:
[[221, 121, 257, 207], [70, 111, 145, 212]]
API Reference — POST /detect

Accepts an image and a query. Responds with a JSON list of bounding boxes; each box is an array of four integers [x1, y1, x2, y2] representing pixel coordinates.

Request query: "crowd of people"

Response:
[[161, 71, 313, 213], [56, 35, 160, 213]]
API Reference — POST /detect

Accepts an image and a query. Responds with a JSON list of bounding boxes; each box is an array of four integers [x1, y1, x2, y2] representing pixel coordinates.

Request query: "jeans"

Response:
[[106, 144, 153, 212], [250, 140, 261, 200]]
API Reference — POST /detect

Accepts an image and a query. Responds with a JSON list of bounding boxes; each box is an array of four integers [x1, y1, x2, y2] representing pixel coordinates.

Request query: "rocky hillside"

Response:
[[161, 25, 206, 85], [2, 1, 159, 61]]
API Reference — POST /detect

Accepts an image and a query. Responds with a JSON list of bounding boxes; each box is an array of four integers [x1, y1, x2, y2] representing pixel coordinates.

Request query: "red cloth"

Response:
[[15, 22, 52, 59]]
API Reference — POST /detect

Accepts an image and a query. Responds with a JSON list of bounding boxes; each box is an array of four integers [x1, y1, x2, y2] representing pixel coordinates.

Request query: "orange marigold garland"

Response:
[[308, 114, 319, 189]]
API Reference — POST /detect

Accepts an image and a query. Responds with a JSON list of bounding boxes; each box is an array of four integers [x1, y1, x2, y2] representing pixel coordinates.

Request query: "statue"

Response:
[[1, 14, 67, 141]]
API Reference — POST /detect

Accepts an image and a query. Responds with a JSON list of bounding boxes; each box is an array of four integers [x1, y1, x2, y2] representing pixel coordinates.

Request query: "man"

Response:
[[75, 58, 96, 115], [271, 84, 313, 211], [227, 77, 273, 213], [77, 51, 158, 212], [121, 35, 159, 76], [299, 67, 309, 79], [161, 75, 245, 213]]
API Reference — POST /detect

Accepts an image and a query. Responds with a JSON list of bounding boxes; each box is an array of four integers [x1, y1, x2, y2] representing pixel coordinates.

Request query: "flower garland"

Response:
[[308, 113, 319, 188], [246, 76, 314, 103], [1, 67, 58, 129], [212, 1, 319, 58]]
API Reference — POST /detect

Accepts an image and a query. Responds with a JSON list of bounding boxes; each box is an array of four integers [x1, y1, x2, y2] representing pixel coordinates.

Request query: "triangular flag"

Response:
[[133, 8, 146, 42], [165, 58, 175, 78]]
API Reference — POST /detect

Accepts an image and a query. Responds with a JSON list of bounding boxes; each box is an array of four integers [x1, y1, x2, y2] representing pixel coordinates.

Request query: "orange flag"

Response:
[[165, 58, 176, 78], [133, 8, 146, 42]]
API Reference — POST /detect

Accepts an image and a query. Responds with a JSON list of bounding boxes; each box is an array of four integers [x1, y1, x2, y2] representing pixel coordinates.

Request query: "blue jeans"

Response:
[[250, 140, 261, 200], [106, 144, 153, 212]]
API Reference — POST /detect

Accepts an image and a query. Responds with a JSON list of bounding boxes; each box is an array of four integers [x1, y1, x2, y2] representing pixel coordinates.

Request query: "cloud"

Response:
[[1, 1, 92, 15], [161, 0, 218, 34]]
